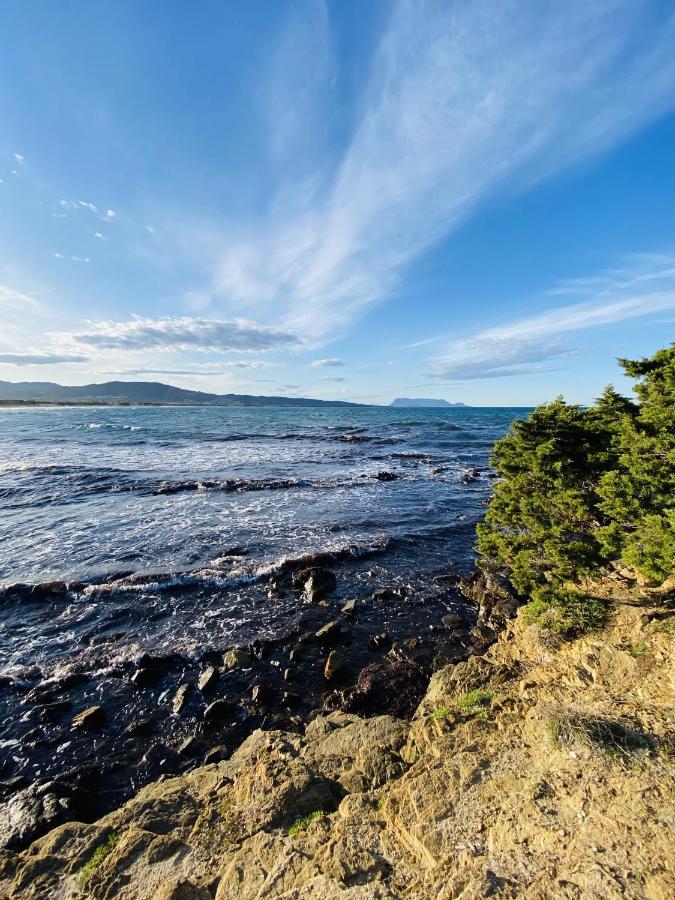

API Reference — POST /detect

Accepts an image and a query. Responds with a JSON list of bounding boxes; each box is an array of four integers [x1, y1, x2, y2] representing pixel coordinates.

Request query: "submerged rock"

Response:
[[294, 567, 337, 601]]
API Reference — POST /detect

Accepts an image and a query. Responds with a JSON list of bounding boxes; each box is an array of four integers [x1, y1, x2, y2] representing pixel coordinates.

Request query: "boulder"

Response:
[[294, 568, 337, 601], [203, 699, 233, 722], [172, 684, 191, 714], [315, 620, 342, 643], [324, 649, 346, 681], [223, 649, 252, 670], [198, 667, 219, 693], [72, 705, 106, 729]]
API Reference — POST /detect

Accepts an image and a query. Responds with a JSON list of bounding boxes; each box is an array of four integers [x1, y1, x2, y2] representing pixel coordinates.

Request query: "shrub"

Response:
[[78, 833, 119, 886], [477, 346, 674, 633], [288, 810, 326, 836]]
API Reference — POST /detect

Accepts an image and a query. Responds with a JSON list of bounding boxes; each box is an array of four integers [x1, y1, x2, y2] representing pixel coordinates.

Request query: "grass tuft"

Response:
[[456, 689, 494, 719], [546, 710, 652, 760], [78, 833, 119, 886], [429, 705, 451, 722], [288, 809, 326, 836]]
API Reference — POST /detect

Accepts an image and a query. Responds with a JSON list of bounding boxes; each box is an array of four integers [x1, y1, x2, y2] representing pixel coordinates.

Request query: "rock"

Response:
[[375, 471, 397, 481], [177, 736, 198, 758], [346, 659, 428, 719], [72, 705, 106, 729], [203, 745, 229, 764], [294, 567, 337, 601], [371, 588, 401, 603], [203, 699, 233, 722], [315, 619, 342, 643], [251, 683, 274, 705], [341, 598, 357, 616], [223, 649, 252, 669], [198, 666, 219, 692], [368, 632, 391, 651], [282, 691, 301, 708], [324, 649, 346, 680], [442, 612, 464, 629], [433, 572, 460, 585], [152, 879, 211, 900], [131, 666, 164, 687], [172, 683, 191, 714], [460, 467, 481, 484]]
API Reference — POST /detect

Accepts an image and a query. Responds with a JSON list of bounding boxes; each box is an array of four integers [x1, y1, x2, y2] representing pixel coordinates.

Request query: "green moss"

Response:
[[429, 705, 451, 722], [456, 689, 494, 719], [629, 638, 647, 658], [288, 809, 326, 836], [78, 833, 119, 886]]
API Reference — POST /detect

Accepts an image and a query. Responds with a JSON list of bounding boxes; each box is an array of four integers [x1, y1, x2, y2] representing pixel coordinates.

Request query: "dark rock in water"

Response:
[[315, 619, 342, 643], [177, 736, 198, 758], [0, 779, 80, 850], [282, 691, 301, 708], [203, 699, 233, 722], [251, 683, 274, 705], [293, 567, 336, 601], [172, 683, 191, 714], [375, 471, 397, 481], [368, 632, 391, 651], [131, 666, 164, 687], [198, 666, 219, 692], [347, 659, 428, 719], [223, 648, 252, 669], [71, 705, 106, 729], [433, 572, 460, 585], [442, 612, 464, 629], [0, 776, 26, 795], [324, 649, 346, 681], [125, 718, 154, 736], [371, 587, 404, 603], [460, 467, 481, 484], [341, 598, 357, 616]]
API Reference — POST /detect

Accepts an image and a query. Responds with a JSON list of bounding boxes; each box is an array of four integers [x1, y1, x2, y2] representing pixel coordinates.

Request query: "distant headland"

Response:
[[0, 379, 364, 408], [389, 398, 468, 408]]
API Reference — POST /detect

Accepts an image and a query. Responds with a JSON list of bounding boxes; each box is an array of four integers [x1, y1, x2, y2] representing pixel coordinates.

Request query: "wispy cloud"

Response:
[[12, 152, 24, 165], [207, 0, 675, 340], [104, 209, 117, 221], [0, 284, 41, 310], [320, 375, 346, 382], [431, 256, 674, 381], [311, 357, 344, 368], [0, 352, 88, 366], [56, 315, 302, 354]]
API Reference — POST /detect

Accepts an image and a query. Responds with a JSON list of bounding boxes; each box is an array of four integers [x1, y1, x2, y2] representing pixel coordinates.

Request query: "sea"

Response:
[[0, 404, 528, 844]]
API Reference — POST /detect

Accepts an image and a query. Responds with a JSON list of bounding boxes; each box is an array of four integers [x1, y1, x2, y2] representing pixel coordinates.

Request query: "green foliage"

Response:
[[429, 705, 451, 722], [477, 346, 675, 633], [78, 833, 119, 886], [288, 810, 326, 836], [456, 689, 494, 719]]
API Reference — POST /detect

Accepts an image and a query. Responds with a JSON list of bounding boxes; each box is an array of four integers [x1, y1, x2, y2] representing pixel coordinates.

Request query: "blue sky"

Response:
[[0, 0, 673, 405]]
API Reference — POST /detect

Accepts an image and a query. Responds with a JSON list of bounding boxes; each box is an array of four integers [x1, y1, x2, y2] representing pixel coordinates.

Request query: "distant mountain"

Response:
[[0, 380, 363, 407], [389, 398, 467, 408]]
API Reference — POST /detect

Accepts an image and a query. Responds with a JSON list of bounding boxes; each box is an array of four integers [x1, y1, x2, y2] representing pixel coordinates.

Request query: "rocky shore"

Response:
[[0, 557, 502, 856], [1, 567, 671, 899]]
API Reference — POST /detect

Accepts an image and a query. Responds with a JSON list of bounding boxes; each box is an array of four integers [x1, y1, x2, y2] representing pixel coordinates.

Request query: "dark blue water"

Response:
[[0, 405, 529, 838], [0, 405, 526, 672]]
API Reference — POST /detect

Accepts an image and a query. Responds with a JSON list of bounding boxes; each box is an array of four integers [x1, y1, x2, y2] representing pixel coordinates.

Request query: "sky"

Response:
[[0, 0, 673, 406]]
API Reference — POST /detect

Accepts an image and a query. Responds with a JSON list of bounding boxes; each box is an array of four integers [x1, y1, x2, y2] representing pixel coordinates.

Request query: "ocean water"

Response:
[[0, 404, 529, 830], [0, 405, 527, 668]]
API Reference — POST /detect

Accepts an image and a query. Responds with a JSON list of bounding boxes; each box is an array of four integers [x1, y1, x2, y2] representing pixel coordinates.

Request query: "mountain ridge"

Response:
[[389, 397, 467, 408], [0, 379, 364, 407]]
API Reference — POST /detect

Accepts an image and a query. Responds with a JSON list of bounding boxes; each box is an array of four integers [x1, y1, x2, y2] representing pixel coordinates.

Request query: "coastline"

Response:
[[2, 566, 672, 899]]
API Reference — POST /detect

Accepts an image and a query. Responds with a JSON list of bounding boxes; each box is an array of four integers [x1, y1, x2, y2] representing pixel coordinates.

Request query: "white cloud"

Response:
[[320, 376, 346, 382], [12, 153, 24, 164], [0, 352, 88, 366], [0, 284, 41, 310], [144, 225, 155, 233], [104, 209, 117, 221], [94, 232, 106, 240], [71, 256, 91, 263], [57, 315, 302, 354], [79, 200, 98, 213], [53, 252, 65, 259], [431, 256, 675, 381], [209, 0, 675, 340], [310, 357, 344, 367]]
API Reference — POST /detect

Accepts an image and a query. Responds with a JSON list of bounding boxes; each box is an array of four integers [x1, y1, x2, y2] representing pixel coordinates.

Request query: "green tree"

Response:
[[476, 345, 674, 635]]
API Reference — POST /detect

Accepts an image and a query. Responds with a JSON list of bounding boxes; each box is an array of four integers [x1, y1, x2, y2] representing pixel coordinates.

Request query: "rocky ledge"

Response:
[[1, 570, 672, 899]]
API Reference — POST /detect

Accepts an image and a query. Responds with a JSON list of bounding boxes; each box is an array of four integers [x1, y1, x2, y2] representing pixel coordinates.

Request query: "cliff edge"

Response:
[[1, 569, 672, 899]]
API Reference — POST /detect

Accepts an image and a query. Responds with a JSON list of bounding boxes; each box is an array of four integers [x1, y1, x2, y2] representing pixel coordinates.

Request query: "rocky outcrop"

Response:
[[1, 572, 672, 899]]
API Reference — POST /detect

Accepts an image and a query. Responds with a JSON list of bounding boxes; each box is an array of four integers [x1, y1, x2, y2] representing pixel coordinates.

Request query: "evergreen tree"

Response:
[[476, 345, 674, 635]]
